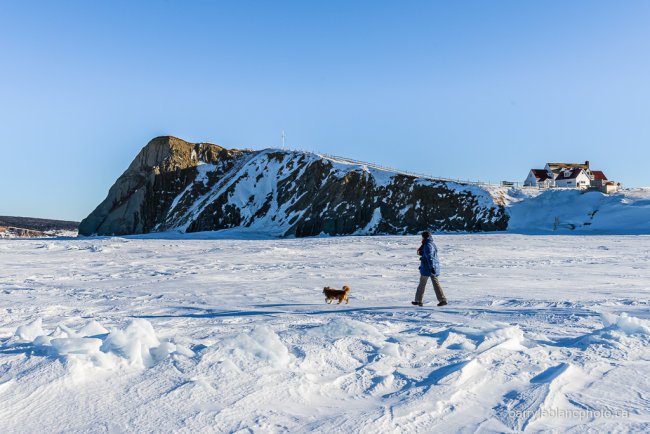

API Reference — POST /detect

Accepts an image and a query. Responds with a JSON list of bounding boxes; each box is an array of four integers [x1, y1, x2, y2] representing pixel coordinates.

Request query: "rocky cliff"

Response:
[[79, 136, 509, 237]]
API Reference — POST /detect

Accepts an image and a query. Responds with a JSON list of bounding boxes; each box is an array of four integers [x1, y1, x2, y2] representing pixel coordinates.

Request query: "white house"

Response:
[[554, 168, 591, 189], [523, 160, 618, 192], [524, 161, 591, 188]]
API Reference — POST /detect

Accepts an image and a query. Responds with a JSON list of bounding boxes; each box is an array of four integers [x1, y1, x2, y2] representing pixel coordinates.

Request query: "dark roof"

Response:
[[555, 168, 585, 180], [591, 170, 607, 181], [547, 162, 589, 171], [531, 169, 551, 181]]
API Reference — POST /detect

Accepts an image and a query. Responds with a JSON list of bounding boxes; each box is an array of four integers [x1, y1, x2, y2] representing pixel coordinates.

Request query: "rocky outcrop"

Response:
[[78, 137, 243, 236], [79, 136, 509, 237]]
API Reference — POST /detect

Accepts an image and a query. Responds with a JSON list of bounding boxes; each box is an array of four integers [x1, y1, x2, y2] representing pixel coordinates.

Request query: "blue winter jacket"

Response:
[[419, 235, 440, 277]]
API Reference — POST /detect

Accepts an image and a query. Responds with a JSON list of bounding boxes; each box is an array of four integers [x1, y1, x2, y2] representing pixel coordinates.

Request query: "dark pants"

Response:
[[415, 275, 447, 303]]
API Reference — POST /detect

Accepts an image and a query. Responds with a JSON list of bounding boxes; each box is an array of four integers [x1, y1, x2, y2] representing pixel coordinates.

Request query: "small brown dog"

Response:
[[323, 285, 351, 304]]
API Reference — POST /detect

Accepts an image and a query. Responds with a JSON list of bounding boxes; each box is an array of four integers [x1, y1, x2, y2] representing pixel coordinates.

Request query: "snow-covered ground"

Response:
[[1, 234, 649, 433]]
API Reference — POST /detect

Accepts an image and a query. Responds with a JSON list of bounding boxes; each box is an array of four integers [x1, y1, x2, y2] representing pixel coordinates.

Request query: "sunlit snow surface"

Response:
[[1, 234, 649, 433]]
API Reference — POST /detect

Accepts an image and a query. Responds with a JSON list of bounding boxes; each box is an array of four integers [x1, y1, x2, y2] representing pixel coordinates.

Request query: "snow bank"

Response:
[[602, 312, 650, 335], [567, 312, 650, 352], [13, 318, 192, 369], [213, 326, 290, 370], [506, 188, 650, 234], [476, 324, 527, 352]]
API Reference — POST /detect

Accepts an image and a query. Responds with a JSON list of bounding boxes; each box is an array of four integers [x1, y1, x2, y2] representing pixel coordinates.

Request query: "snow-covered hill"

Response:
[[1, 235, 648, 432], [502, 187, 650, 234], [79, 136, 508, 236], [79, 136, 650, 237]]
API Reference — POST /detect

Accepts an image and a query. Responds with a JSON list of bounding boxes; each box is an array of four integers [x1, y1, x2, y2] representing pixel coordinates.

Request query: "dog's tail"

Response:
[[342, 285, 351, 292]]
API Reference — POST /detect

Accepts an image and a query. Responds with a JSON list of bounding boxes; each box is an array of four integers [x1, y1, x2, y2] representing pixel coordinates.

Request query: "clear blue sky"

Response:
[[1, 1, 649, 221]]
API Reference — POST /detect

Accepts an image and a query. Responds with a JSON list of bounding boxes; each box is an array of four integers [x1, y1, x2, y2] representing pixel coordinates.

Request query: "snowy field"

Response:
[[1, 234, 649, 433]]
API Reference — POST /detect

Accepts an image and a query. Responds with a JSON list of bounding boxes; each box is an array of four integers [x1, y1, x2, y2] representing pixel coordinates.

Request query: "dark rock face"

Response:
[[79, 136, 242, 236], [79, 136, 509, 237]]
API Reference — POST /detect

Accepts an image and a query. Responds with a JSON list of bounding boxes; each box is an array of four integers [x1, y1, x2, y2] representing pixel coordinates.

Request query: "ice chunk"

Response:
[[100, 319, 162, 368], [79, 320, 109, 337], [13, 317, 187, 368], [173, 344, 196, 358], [57, 323, 79, 338], [14, 318, 45, 342], [33, 335, 52, 346], [150, 341, 177, 361], [380, 342, 400, 357], [51, 338, 103, 355]]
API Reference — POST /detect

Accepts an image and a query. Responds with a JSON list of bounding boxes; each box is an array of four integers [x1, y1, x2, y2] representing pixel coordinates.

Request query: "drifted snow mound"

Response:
[[212, 326, 290, 371], [13, 318, 194, 369], [602, 312, 650, 335], [505, 188, 650, 234], [567, 312, 650, 352]]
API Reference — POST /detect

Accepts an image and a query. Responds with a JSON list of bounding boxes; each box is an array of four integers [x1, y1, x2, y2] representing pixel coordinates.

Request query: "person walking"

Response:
[[412, 231, 448, 307]]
